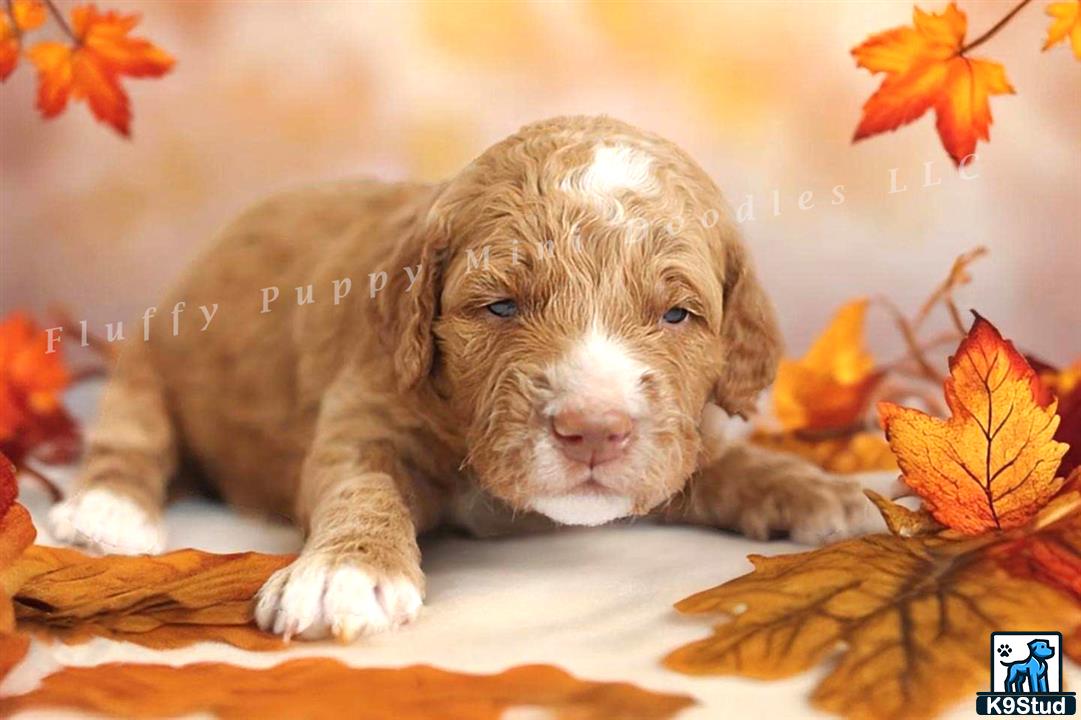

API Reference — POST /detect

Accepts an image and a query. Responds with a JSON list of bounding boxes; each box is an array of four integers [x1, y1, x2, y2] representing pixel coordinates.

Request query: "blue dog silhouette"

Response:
[[1002, 639, 1055, 693]]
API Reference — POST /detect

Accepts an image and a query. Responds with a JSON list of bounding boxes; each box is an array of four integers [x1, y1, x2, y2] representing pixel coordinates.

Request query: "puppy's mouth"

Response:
[[575, 478, 617, 495]]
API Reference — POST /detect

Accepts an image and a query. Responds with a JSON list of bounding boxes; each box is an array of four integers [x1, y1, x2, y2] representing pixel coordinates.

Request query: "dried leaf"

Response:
[[864, 490, 943, 537], [0, 0, 45, 81], [852, 3, 1013, 164], [663, 496, 1081, 720], [6, 545, 291, 651], [774, 299, 882, 431], [748, 430, 897, 474], [27, 4, 174, 136], [912, 245, 987, 330], [992, 488, 1081, 601], [1044, 1, 1081, 58], [0, 659, 695, 719], [879, 314, 1067, 534]]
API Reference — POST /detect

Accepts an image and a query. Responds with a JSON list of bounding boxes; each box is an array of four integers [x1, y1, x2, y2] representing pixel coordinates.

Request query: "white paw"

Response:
[[254, 556, 422, 642], [48, 487, 165, 555]]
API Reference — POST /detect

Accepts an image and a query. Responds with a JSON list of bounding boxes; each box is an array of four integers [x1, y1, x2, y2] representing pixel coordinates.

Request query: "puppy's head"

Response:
[[389, 116, 780, 526]]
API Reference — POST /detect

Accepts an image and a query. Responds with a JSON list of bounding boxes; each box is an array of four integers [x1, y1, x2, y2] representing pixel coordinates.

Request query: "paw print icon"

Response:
[[996, 643, 1011, 659]]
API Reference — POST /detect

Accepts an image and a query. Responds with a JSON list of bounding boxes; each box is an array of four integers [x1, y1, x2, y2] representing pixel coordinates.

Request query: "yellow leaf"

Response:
[[774, 299, 881, 431], [1044, 1, 1081, 59]]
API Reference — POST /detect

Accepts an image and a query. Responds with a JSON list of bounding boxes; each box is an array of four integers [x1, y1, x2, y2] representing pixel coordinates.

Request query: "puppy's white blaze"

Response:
[[545, 327, 649, 418], [530, 492, 634, 527], [560, 145, 659, 223], [577, 145, 657, 195]]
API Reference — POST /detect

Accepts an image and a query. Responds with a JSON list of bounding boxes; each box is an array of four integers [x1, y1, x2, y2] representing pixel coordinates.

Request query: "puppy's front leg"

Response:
[[255, 470, 424, 641], [254, 370, 427, 641], [658, 441, 885, 545]]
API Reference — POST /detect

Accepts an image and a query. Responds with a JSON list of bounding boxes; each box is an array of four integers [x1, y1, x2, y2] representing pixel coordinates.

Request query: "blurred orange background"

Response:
[[1, 0, 1078, 363]]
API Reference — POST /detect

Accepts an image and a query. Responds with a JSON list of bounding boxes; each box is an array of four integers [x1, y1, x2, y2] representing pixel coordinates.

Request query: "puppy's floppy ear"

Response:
[[712, 234, 783, 418], [375, 185, 451, 392]]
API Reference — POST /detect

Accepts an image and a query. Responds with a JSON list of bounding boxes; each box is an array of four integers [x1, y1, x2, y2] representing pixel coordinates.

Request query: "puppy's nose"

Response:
[[551, 405, 633, 466]]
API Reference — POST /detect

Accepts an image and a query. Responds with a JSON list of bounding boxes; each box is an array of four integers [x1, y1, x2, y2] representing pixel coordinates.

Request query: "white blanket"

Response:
[[3, 384, 1070, 719]]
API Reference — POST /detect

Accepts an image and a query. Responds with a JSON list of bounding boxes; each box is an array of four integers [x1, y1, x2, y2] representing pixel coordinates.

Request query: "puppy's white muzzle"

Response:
[[530, 491, 634, 526]]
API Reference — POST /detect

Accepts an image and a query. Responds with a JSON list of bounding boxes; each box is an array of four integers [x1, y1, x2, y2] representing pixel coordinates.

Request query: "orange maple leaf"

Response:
[[0, 0, 44, 81], [879, 314, 1068, 534], [773, 298, 882, 431], [1044, 0, 1081, 58], [0, 313, 78, 468], [852, 2, 1014, 165], [26, 4, 173, 136]]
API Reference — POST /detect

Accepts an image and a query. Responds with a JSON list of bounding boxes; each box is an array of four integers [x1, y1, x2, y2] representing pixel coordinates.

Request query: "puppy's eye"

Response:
[[661, 307, 690, 325], [486, 299, 518, 318]]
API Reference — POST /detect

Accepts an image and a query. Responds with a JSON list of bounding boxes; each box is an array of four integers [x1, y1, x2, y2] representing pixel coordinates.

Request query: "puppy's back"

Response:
[[147, 179, 432, 515]]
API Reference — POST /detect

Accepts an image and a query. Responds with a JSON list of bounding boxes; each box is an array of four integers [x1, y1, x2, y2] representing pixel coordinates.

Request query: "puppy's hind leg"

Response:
[[49, 341, 174, 555]]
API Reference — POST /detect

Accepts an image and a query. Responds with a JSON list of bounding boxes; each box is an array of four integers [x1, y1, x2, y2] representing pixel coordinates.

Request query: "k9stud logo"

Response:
[[976, 632, 1076, 716]]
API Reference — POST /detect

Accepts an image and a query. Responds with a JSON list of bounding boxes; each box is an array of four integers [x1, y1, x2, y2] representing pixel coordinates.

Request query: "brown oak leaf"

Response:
[[663, 495, 1081, 720]]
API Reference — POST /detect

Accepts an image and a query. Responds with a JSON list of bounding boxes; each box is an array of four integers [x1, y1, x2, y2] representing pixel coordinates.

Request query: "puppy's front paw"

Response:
[[254, 554, 423, 642], [738, 472, 884, 546], [49, 486, 165, 555]]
